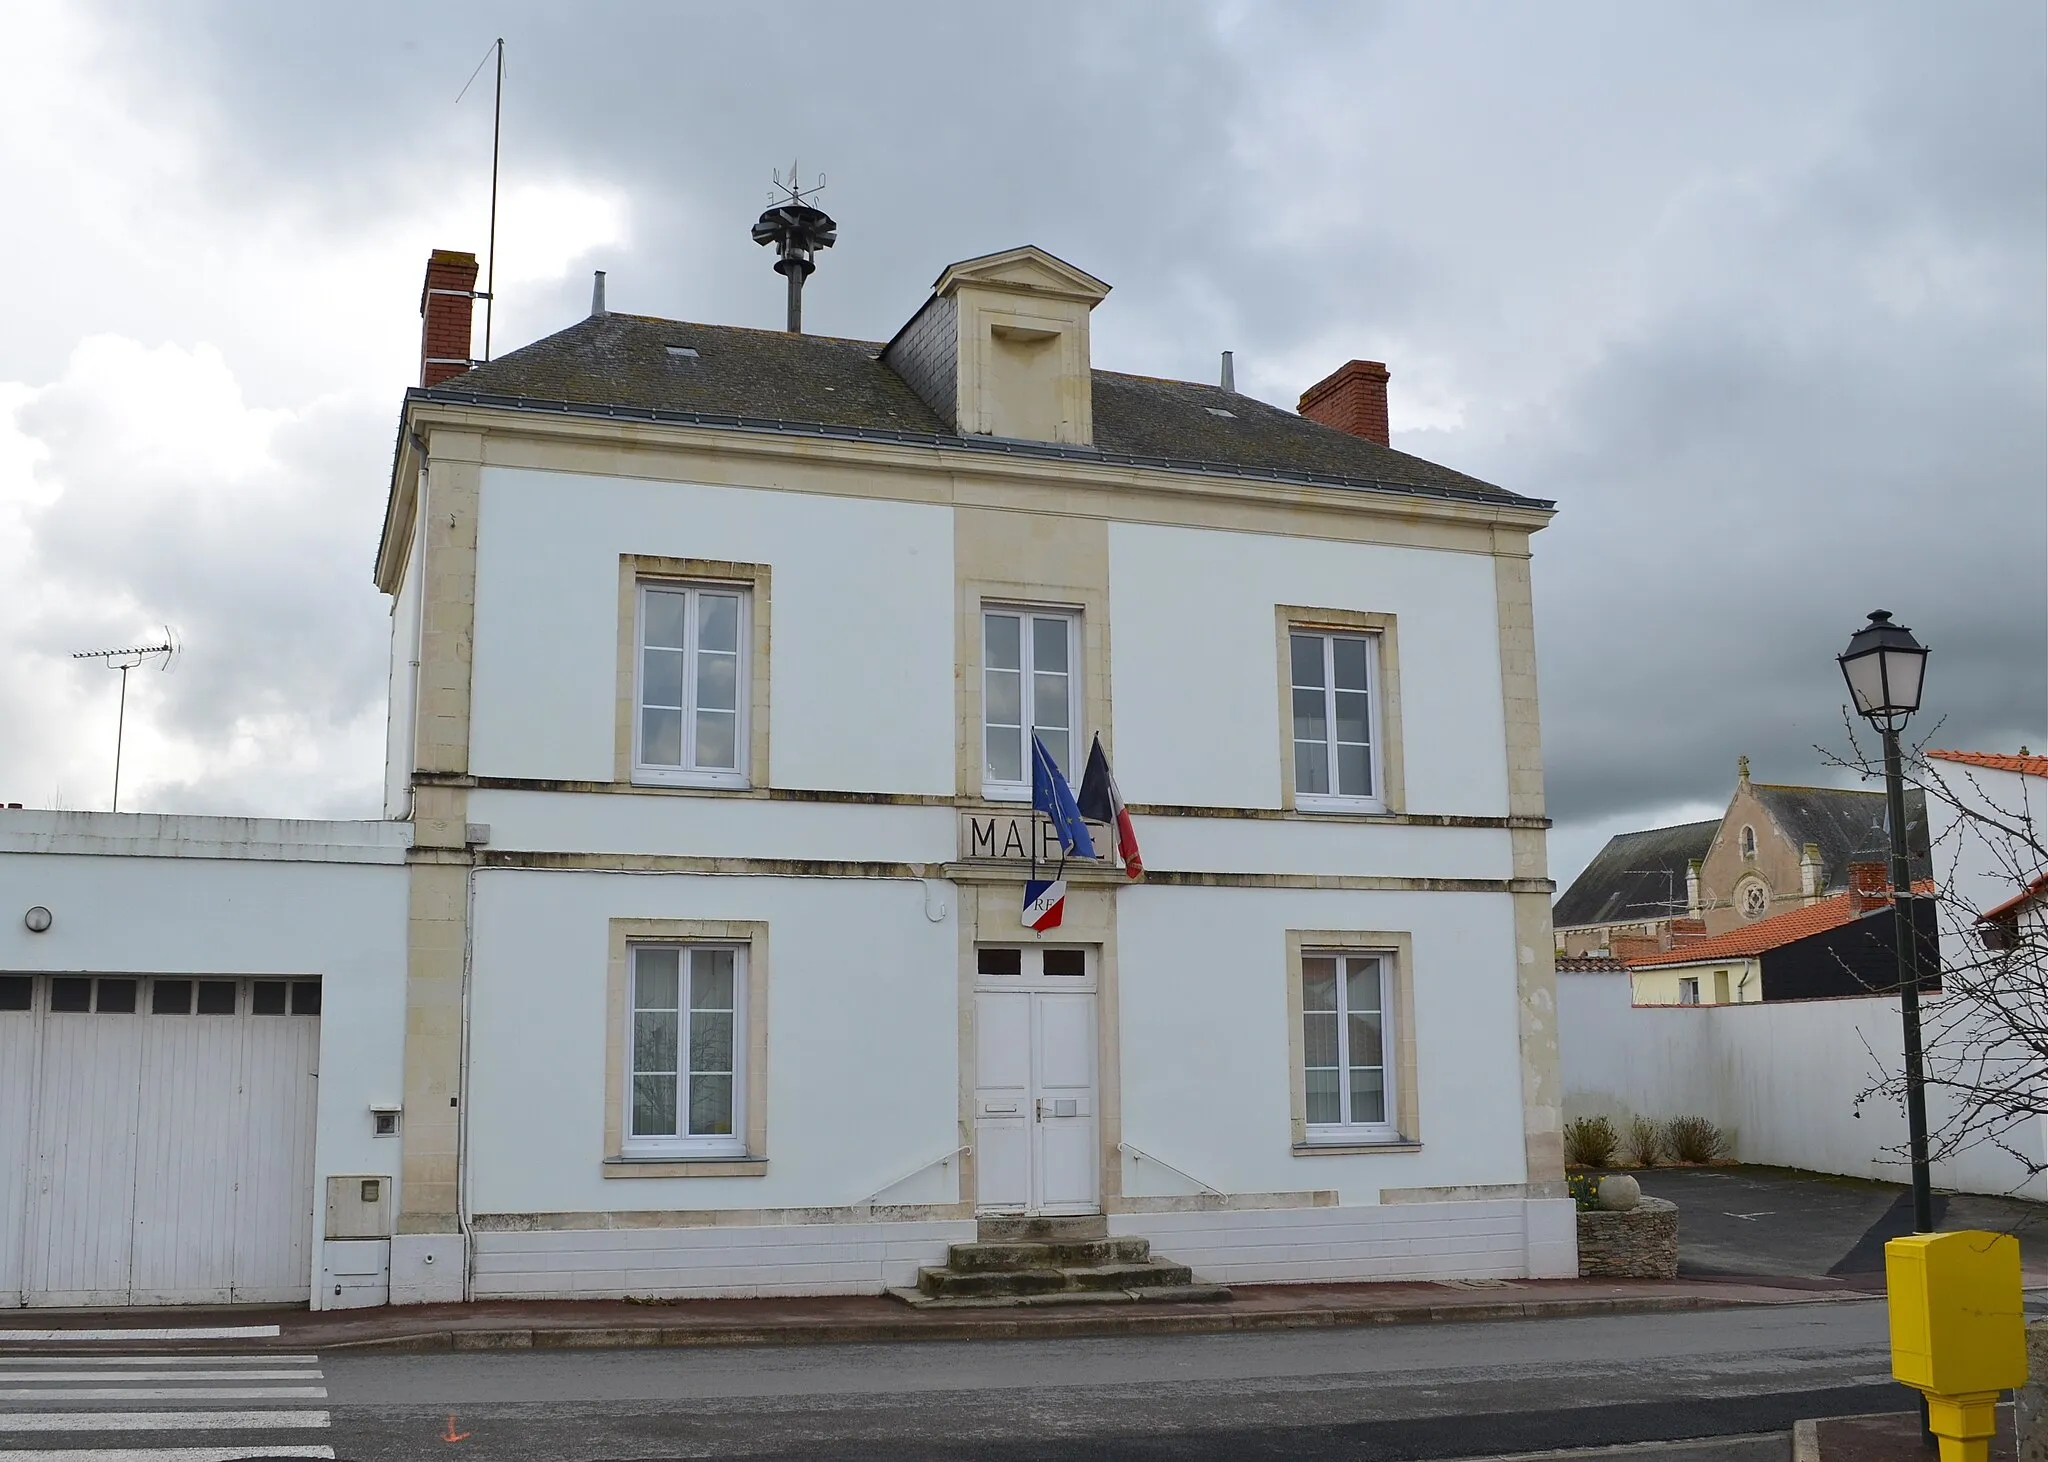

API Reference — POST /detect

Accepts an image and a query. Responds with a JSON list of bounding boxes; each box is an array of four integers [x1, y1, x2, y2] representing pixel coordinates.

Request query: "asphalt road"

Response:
[[1632, 1164, 2048, 1282], [301, 1301, 1910, 1461]]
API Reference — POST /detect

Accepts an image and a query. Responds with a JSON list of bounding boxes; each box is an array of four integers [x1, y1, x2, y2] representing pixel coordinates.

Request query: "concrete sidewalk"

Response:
[[0, 1273, 1868, 1353]]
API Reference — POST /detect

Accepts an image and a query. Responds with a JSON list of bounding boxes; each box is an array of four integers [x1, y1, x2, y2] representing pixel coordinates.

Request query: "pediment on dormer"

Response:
[[932, 246, 1112, 306]]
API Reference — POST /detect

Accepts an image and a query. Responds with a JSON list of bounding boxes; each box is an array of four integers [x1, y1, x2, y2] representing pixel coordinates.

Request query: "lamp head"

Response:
[[1838, 610, 1928, 732]]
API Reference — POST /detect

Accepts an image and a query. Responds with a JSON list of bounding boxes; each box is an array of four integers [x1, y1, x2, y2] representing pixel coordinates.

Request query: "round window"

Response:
[[1739, 881, 1769, 920]]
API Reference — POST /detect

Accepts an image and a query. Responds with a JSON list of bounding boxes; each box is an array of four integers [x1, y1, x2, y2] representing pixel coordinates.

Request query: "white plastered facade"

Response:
[[390, 427, 1571, 1299]]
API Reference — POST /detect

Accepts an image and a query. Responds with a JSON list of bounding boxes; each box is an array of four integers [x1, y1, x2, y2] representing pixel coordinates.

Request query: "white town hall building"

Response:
[[0, 239, 1571, 1309]]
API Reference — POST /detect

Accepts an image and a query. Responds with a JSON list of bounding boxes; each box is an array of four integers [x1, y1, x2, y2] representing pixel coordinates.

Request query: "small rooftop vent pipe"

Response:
[[1220, 350, 1235, 393], [590, 270, 607, 317], [752, 164, 836, 333]]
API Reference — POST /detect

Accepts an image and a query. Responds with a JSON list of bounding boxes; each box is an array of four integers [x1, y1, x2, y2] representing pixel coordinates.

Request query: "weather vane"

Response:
[[769, 161, 826, 208]]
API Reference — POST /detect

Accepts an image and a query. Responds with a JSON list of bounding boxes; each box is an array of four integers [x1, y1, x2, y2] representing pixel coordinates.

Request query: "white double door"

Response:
[[974, 945, 1098, 1216], [0, 975, 320, 1307]]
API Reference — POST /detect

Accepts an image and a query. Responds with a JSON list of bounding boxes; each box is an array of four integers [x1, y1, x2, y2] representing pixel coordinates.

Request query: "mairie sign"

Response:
[[958, 811, 1109, 864]]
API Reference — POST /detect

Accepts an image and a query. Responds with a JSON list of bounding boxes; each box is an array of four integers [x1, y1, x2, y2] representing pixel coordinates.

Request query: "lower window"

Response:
[[628, 943, 747, 1156], [1301, 951, 1398, 1142]]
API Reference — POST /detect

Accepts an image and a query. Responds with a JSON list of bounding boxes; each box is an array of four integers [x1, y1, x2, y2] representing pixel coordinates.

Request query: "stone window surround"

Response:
[[1274, 607, 1405, 815], [615, 555, 772, 790], [955, 574, 1111, 802], [1283, 929, 1420, 1153], [604, 918, 771, 1178]]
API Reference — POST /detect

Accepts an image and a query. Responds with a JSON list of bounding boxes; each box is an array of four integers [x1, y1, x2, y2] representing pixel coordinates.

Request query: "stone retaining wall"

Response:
[[1576, 1196, 1677, 1279]]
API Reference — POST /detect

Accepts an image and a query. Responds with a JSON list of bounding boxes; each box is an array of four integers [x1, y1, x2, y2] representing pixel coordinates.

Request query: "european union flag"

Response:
[[1031, 735, 1096, 860]]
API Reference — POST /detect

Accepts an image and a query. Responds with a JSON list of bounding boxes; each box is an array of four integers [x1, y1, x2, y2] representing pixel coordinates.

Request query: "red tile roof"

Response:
[[1982, 873, 2048, 924], [1556, 954, 1627, 972], [1928, 750, 2048, 778], [1626, 880, 1934, 968]]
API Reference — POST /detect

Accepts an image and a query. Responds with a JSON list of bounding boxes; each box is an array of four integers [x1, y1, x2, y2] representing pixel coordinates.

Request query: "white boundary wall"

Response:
[[1559, 970, 2048, 1199]]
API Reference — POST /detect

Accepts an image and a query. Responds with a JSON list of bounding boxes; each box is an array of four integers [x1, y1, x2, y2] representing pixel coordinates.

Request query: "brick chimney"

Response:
[[1611, 934, 1661, 966], [1298, 359, 1391, 446], [419, 249, 480, 388], [1668, 918, 1708, 947], [1848, 861, 1891, 915]]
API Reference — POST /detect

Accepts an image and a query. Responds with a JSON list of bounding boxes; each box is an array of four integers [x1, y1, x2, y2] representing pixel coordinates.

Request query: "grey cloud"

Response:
[[9, 1, 2041, 878]]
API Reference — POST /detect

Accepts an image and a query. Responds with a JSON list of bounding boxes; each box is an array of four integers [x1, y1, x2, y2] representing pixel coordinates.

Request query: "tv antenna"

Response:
[[72, 628, 178, 813], [752, 163, 836, 333]]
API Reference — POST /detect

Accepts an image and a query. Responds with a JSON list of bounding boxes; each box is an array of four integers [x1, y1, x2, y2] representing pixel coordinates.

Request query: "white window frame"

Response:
[[633, 581, 750, 788], [1289, 630, 1385, 813], [1299, 949, 1399, 1144], [1678, 976, 1701, 1006], [624, 942, 749, 1158], [981, 605, 1081, 802]]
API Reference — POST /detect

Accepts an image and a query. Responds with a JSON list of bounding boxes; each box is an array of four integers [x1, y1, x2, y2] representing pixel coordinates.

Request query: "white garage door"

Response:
[[0, 974, 320, 1308]]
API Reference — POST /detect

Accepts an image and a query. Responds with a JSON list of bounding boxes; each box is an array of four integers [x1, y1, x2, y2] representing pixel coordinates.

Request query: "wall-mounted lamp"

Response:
[[23, 906, 52, 934]]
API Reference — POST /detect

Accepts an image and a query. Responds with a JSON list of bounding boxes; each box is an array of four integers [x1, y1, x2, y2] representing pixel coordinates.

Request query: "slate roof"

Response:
[[419, 313, 1540, 508], [1749, 784, 1929, 884], [1928, 750, 2048, 779], [1553, 819, 1719, 929]]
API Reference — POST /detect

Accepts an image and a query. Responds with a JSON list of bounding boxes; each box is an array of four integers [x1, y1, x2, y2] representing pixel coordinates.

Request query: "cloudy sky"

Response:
[[2, 1, 2041, 889]]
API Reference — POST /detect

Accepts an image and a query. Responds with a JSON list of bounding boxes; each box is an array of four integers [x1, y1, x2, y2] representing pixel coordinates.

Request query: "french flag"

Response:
[[1076, 735, 1143, 879]]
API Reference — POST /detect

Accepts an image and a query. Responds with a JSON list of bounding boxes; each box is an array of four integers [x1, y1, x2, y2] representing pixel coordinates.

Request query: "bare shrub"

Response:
[[1625, 1115, 1663, 1167], [1562, 1115, 1618, 1168], [1663, 1115, 1729, 1164]]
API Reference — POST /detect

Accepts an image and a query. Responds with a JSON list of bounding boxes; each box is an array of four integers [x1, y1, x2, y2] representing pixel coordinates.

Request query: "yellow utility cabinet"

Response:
[[1887, 1230, 2027, 1461]]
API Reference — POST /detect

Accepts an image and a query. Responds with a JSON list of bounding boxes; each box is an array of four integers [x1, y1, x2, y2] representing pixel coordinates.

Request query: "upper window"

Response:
[[1300, 951, 1397, 1141], [1290, 631, 1381, 810], [1740, 825, 1757, 860], [636, 583, 749, 787], [983, 607, 1078, 799], [627, 943, 747, 1157]]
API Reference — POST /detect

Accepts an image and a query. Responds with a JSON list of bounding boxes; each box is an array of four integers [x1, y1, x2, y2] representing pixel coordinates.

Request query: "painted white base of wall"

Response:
[[390, 1233, 467, 1306], [1116, 1199, 1578, 1285], [469, 1219, 976, 1301], [460, 1203, 1575, 1301]]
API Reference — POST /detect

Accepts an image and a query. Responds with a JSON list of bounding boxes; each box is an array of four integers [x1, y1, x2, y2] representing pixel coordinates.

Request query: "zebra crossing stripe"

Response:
[[0, 1388, 327, 1402], [0, 1327, 282, 1343], [0, 1372, 320, 1383], [0, 1441, 335, 1449], [0, 1412, 330, 1432], [0, 1357, 317, 1367]]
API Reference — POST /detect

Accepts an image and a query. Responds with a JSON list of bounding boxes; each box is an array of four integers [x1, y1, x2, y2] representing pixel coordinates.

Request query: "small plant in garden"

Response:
[[1663, 1115, 1729, 1164], [1566, 1170, 1601, 1210], [1625, 1115, 1662, 1167], [1562, 1115, 1618, 1168]]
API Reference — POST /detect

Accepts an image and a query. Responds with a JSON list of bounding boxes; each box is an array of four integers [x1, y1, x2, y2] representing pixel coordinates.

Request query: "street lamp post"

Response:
[[1837, 609, 1933, 1234]]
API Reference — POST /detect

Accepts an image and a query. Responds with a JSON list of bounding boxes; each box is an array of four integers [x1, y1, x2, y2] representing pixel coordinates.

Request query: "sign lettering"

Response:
[[958, 812, 1108, 865]]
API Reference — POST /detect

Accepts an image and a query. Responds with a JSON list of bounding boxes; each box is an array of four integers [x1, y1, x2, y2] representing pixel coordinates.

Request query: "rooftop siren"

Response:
[[752, 163, 836, 333]]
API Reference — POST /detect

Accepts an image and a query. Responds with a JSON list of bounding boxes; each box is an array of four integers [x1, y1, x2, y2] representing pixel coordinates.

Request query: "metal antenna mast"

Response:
[[752, 164, 836, 333], [485, 37, 503, 360], [71, 629, 178, 813], [457, 38, 506, 360]]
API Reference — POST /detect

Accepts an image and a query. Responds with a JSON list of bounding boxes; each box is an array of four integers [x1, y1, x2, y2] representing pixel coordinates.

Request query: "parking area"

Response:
[[1629, 1165, 2048, 1287]]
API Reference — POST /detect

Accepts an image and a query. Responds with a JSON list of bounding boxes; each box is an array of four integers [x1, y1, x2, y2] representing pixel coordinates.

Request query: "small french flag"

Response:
[[1076, 735, 1143, 879], [1022, 877, 1068, 932]]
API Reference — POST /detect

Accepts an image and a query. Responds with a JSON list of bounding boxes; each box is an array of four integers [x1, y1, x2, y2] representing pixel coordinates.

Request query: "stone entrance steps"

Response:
[[891, 1215, 1230, 1309]]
